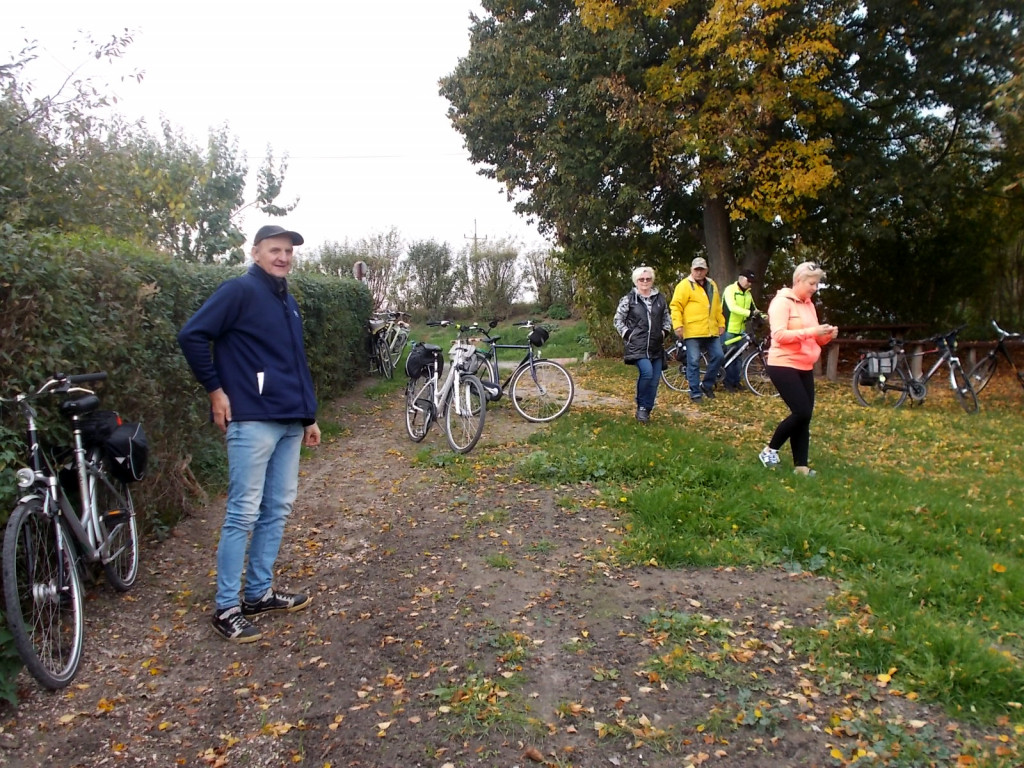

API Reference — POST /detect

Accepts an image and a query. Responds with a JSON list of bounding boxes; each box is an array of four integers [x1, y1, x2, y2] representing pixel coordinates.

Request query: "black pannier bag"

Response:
[[405, 342, 443, 379], [105, 422, 148, 483], [81, 410, 122, 448], [529, 326, 550, 348]]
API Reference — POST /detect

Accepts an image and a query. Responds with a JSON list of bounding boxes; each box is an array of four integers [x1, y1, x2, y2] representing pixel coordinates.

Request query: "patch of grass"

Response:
[[465, 509, 510, 530], [519, 361, 1024, 723], [484, 553, 515, 570], [428, 671, 527, 735], [527, 539, 556, 554]]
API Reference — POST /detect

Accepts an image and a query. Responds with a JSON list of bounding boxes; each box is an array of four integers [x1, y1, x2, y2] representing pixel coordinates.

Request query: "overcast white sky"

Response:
[[4, 1, 549, 254]]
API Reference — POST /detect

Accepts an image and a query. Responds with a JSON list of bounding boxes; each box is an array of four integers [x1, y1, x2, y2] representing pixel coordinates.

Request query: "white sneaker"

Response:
[[758, 447, 780, 468]]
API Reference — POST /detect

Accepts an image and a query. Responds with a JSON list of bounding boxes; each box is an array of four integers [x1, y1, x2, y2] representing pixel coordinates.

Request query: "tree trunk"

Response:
[[702, 194, 735, 283]]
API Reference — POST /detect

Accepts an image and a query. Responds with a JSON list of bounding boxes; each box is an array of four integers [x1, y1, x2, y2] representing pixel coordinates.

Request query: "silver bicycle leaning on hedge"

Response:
[[850, 325, 978, 413], [463, 319, 575, 422], [1, 372, 144, 689], [404, 322, 488, 454]]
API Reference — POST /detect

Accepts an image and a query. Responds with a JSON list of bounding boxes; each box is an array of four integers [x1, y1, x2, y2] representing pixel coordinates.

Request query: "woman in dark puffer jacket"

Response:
[[613, 265, 673, 423]]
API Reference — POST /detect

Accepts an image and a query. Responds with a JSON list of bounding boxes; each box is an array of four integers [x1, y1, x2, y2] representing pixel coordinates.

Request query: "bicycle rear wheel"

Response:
[[444, 374, 486, 453], [743, 352, 778, 397], [509, 359, 574, 422], [852, 359, 909, 407], [2, 499, 84, 689], [93, 463, 139, 591], [952, 362, 979, 413], [376, 337, 394, 379], [967, 355, 997, 395], [405, 376, 433, 442]]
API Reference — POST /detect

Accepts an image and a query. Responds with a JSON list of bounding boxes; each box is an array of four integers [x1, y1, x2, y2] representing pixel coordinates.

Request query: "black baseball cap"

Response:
[[739, 269, 757, 281], [253, 224, 304, 246]]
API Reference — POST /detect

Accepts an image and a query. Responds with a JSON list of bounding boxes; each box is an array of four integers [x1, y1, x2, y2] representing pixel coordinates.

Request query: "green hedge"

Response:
[[0, 226, 370, 703]]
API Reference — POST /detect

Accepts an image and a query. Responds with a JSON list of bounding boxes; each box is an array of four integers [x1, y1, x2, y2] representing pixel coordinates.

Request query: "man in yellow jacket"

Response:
[[670, 257, 726, 402]]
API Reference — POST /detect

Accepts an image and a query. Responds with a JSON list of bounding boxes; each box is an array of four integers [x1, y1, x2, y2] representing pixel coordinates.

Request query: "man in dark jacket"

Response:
[[178, 224, 321, 643]]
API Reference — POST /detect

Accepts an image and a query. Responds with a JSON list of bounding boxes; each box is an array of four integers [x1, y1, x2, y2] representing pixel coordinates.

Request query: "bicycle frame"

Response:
[[16, 387, 124, 567]]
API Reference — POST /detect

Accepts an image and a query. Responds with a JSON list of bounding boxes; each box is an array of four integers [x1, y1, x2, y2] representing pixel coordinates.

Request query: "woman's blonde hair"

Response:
[[632, 265, 655, 284], [793, 261, 825, 285]]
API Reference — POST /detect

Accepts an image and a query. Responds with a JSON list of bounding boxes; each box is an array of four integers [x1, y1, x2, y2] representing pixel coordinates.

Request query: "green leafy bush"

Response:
[[546, 303, 571, 320]]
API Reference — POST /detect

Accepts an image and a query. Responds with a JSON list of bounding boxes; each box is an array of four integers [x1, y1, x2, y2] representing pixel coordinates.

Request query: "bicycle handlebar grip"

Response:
[[67, 372, 108, 384]]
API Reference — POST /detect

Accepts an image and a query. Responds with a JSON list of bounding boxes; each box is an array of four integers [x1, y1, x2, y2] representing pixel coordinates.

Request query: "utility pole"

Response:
[[464, 219, 488, 256]]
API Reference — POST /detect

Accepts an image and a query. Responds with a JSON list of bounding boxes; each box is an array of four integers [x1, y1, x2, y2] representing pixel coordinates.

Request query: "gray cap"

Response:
[[253, 224, 304, 246]]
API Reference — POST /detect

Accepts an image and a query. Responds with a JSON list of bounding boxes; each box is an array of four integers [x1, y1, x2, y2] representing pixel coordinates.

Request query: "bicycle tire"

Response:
[[389, 329, 409, 368], [2, 499, 85, 689], [376, 337, 394, 379], [661, 344, 693, 392], [444, 374, 487, 453], [852, 358, 909, 408], [967, 354, 998, 395], [405, 376, 432, 442], [93, 460, 140, 592], [743, 352, 778, 397], [951, 362, 979, 414], [509, 359, 574, 422]]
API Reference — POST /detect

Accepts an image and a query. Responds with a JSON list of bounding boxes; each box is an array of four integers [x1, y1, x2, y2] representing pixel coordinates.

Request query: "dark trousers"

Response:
[[765, 365, 815, 467]]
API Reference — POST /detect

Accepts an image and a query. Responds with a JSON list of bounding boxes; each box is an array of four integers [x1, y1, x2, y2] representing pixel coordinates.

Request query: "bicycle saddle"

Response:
[[60, 394, 101, 417]]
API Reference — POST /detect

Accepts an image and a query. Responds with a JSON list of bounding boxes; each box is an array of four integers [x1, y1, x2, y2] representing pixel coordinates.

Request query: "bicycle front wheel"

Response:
[[509, 359, 574, 422], [94, 465, 139, 591], [444, 374, 487, 453], [852, 359, 909, 407], [743, 352, 778, 397], [405, 376, 433, 442], [389, 329, 409, 367], [2, 499, 84, 689], [967, 355, 997, 395], [952, 362, 979, 414]]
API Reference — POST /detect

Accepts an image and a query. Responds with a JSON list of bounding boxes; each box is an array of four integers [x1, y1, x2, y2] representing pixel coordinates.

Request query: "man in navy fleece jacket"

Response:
[[178, 224, 321, 643]]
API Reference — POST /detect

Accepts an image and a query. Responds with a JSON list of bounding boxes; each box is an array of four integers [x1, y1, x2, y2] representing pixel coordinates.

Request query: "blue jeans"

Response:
[[685, 336, 724, 396], [722, 331, 743, 387], [216, 420, 304, 610], [634, 356, 664, 411]]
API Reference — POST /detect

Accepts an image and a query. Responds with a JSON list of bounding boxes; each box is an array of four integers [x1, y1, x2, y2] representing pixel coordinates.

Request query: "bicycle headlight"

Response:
[[15, 468, 35, 488]]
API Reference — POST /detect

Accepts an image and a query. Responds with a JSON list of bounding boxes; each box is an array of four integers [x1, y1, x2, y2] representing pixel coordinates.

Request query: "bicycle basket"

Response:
[[865, 350, 897, 376], [405, 342, 443, 379], [528, 326, 550, 347], [80, 410, 122, 448]]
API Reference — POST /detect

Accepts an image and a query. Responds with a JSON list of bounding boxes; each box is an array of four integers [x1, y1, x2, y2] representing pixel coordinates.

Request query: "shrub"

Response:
[[546, 303, 571, 320]]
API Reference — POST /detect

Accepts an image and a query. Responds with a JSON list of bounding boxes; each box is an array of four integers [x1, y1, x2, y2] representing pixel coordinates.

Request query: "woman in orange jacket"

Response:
[[758, 262, 838, 476]]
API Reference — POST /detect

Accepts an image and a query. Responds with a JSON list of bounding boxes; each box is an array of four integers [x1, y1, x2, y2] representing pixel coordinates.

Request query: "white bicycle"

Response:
[[403, 321, 487, 454]]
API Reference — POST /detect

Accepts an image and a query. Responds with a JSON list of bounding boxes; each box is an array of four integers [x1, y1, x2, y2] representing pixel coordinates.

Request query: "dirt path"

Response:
[[0, 383, 966, 767]]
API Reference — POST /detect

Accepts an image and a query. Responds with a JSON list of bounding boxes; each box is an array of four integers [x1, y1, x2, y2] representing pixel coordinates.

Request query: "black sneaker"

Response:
[[242, 589, 312, 617], [701, 386, 716, 399], [635, 407, 650, 423], [212, 606, 262, 643]]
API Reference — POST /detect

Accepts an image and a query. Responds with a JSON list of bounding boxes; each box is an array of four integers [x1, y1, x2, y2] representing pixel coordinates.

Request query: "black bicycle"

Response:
[[967, 320, 1024, 396], [1, 372, 144, 689], [464, 320, 575, 422], [851, 326, 978, 413]]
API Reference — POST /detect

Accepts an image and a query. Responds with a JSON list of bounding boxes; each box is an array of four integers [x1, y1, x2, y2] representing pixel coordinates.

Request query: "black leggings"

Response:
[[766, 366, 815, 467]]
